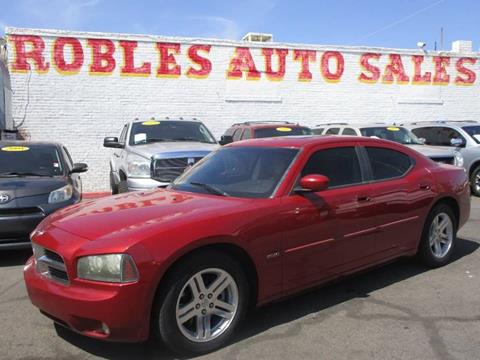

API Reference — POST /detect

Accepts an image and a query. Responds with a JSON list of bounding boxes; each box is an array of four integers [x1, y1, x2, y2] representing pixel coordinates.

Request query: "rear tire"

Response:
[[152, 250, 249, 356], [117, 180, 129, 193], [470, 165, 480, 197], [417, 204, 457, 268]]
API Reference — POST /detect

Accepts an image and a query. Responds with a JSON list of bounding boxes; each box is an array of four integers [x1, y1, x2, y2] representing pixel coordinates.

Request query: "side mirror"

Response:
[[103, 137, 124, 149], [70, 163, 88, 174], [450, 137, 465, 147], [219, 135, 233, 146], [297, 174, 330, 192]]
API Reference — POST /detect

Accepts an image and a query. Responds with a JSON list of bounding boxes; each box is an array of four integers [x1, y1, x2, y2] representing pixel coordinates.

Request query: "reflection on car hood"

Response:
[[130, 142, 219, 159], [44, 188, 250, 240], [406, 144, 457, 158]]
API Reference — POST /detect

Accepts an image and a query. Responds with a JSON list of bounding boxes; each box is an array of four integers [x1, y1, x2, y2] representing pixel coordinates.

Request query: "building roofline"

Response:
[[5, 27, 479, 57]]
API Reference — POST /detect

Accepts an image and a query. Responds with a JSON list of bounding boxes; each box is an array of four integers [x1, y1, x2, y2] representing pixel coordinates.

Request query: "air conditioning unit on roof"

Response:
[[242, 32, 273, 43]]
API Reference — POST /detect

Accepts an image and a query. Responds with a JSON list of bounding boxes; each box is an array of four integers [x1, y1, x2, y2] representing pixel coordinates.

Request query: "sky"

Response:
[[0, 0, 479, 51]]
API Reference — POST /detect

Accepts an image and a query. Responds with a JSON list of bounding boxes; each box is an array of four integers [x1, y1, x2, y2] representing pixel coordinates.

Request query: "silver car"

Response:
[[404, 121, 480, 196], [313, 122, 464, 168], [103, 118, 218, 193]]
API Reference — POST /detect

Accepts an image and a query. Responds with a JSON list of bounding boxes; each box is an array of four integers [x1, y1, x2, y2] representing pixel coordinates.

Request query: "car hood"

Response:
[[44, 188, 251, 241], [0, 177, 67, 204], [130, 142, 219, 159], [406, 144, 457, 158]]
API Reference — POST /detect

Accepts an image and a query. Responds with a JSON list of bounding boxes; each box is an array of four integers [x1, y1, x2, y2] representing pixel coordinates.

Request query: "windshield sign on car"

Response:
[[254, 127, 312, 138], [0, 145, 63, 177]]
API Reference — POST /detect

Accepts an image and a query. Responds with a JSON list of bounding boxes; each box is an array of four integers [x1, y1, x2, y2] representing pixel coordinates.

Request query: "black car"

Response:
[[0, 141, 87, 249]]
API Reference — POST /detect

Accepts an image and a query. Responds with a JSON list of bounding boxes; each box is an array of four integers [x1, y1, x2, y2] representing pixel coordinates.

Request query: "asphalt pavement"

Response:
[[1, 198, 479, 360]]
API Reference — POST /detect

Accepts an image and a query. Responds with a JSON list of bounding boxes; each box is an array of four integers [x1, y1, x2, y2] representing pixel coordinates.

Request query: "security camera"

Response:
[[417, 42, 426, 49]]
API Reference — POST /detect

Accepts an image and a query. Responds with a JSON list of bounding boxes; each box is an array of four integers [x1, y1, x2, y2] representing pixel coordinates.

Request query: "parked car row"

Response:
[[103, 118, 480, 197]]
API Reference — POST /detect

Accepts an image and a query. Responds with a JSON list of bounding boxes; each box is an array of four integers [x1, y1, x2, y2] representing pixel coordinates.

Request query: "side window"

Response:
[[366, 147, 412, 181], [436, 127, 465, 146], [119, 125, 128, 144], [62, 147, 74, 168], [325, 127, 340, 135], [342, 128, 357, 136], [411, 127, 437, 145], [241, 128, 252, 140], [312, 128, 324, 135], [232, 129, 243, 142], [301, 147, 362, 188]]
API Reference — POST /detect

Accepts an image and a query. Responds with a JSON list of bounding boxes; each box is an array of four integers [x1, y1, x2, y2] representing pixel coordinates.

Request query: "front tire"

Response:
[[417, 204, 457, 268], [153, 250, 249, 356], [117, 180, 129, 193], [470, 165, 480, 197]]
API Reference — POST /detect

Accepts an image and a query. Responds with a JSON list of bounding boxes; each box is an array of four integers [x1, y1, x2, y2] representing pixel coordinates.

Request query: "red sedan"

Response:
[[24, 136, 470, 355]]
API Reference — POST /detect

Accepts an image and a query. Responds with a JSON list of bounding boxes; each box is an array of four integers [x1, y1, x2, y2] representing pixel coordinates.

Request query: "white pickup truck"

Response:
[[103, 118, 218, 193]]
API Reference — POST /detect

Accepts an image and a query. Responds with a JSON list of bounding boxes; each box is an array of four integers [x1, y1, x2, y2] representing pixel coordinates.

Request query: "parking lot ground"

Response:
[[1, 198, 479, 360]]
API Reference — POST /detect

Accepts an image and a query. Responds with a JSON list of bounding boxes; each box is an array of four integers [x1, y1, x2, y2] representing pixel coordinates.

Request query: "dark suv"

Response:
[[219, 121, 312, 145]]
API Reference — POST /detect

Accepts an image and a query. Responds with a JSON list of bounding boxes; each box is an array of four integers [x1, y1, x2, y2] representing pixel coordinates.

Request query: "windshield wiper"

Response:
[[0, 172, 51, 177], [189, 182, 230, 197]]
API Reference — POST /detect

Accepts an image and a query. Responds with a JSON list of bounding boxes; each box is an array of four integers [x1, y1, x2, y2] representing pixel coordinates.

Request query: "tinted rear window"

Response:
[[0, 144, 63, 177]]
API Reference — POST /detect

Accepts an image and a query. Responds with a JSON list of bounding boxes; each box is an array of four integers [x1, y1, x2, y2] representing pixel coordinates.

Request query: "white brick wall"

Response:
[[5, 27, 480, 192]]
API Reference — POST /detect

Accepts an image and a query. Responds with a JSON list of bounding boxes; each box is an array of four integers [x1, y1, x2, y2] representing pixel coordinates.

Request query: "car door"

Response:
[[113, 124, 128, 173], [62, 146, 82, 194], [362, 145, 436, 255], [280, 144, 377, 294]]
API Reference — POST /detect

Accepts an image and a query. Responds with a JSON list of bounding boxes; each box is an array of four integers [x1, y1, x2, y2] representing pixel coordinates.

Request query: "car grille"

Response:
[[152, 157, 204, 183], [430, 156, 454, 165], [0, 207, 44, 217], [32, 244, 69, 285]]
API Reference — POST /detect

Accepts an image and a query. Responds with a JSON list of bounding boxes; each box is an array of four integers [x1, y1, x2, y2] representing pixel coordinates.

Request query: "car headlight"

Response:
[[454, 151, 464, 167], [48, 184, 73, 203], [77, 254, 139, 283], [127, 153, 151, 178]]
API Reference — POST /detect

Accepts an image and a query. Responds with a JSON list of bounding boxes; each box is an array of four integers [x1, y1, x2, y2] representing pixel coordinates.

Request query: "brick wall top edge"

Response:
[[5, 27, 480, 57]]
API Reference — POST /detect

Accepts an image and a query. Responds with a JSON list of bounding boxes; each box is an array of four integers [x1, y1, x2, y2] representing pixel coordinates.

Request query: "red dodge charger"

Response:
[[24, 136, 470, 355]]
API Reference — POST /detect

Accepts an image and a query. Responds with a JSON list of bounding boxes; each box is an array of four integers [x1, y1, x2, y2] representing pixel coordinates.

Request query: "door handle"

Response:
[[357, 195, 371, 202], [419, 184, 431, 190]]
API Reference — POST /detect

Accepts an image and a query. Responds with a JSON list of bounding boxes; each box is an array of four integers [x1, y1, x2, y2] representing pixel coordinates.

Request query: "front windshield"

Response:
[[172, 147, 298, 198], [129, 120, 216, 145], [254, 127, 312, 138], [360, 126, 423, 145], [0, 144, 63, 177], [463, 125, 480, 144]]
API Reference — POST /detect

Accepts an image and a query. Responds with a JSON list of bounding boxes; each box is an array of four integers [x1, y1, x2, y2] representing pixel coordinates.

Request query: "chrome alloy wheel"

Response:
[[474, 172, 480, 193], [429, 212, 454, 258], [175, 268, 239, 343]]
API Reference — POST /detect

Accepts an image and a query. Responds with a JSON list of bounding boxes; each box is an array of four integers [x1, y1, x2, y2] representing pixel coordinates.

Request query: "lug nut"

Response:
[[199, 294, 204, 299], [202, 309, 207, 315], [209, 303, 214, 308], [196, 304, 200, 309], [207, 294, 213, 299]]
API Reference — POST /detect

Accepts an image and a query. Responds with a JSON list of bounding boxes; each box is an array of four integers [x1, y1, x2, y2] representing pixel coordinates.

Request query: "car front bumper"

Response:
[[0, 198, 77, 250], [127, 177, 169, 192], [24, 256, 151, 342]]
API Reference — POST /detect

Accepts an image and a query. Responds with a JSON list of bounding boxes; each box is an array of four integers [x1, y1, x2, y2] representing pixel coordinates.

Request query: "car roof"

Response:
[[227, 135, 401, 149], [131, 118, 202, 124], [315, 123, 403, 129], [0, 140, 62, 148], [406, 121, 479, 127], [231, 121, 304, 129]]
